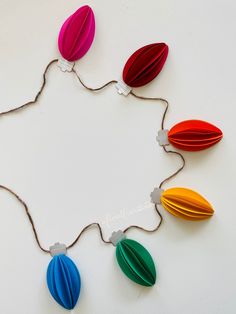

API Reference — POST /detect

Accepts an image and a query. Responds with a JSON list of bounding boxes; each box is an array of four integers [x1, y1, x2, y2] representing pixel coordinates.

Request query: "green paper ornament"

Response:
[[115, 238, 156, 286]]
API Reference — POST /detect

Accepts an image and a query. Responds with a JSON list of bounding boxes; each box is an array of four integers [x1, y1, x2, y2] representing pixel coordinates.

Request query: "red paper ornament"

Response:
[[122, 43, 169, 88], [168, 120, 223, 151], [58, 5, 95, 62]]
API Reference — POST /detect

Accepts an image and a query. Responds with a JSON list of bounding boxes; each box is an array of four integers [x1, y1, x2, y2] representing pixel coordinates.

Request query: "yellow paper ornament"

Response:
[[151, 187, 214, 220], [158, 187, 214, 220]]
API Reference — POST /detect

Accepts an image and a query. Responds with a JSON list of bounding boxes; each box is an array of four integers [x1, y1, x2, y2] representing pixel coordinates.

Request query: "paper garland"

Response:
[[0, 3, 223, 311]]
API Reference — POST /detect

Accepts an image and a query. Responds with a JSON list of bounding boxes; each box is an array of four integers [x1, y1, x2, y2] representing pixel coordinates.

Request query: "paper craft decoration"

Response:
[[168, 120, 223, 151], [0, 2, 221, 309], [47, 253, 81, 310], [157, 120, 223, 151], [151, 187, 214, 220], [123, 43, 168, 88], [58, 5, 95, 62], [115, 237, 156, 286]]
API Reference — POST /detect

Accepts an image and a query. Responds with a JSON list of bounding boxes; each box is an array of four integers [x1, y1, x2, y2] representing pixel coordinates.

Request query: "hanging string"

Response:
[[123, 204, 163, 233], [72, 71, 169, 129], [0, 184, 112, 252], [67, 222, 112, 248], [126, 91, 186, 189], [126, 91, 186, 188], [130, 91, 169, 130], [0, 184, 49, 253], [0, 184, 163, 253], [0, 59, 58, 117], [67, 203, 163, 248], [72, 69, 118, 91], [159, 146, 186, 189]]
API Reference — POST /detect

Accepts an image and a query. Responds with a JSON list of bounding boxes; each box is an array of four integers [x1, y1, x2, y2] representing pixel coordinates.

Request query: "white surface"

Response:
[[0, 0, 235, 313]]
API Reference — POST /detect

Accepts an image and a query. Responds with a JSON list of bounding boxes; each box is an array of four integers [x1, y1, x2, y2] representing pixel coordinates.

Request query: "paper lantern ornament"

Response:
[[151, 187, 214, 221], [47, 243, 81, 310], [58, 5, 95, 71], [116, 43, 168, 95], [110, 231, 156, 286], [157, 120, 223, 151]]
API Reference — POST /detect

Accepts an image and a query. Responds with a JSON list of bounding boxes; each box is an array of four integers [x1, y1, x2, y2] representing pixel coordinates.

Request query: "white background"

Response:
[[0, 0, 235, 313]]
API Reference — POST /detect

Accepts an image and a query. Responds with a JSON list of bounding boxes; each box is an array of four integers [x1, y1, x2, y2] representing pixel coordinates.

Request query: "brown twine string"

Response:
[[127, 91, 186, 188], [71, 71, 169, 130], [0, 184, 162, 253], [130, 91, 169, 130], [67, 203, 163, 248], [123, 204, 163, 233], [0, 59, 58, 117], [159, 146, 186, 188], [0, 184, 49, 253], [72, 69, 118, 91], [0, 184, 111, 252]]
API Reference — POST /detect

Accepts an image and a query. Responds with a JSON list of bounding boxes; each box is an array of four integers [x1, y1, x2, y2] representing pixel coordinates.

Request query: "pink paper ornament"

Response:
[[58, 5, 95, 62]]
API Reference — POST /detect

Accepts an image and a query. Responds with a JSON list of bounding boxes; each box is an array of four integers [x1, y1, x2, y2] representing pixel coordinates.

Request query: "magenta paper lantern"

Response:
[[58, 5, 95, 62]]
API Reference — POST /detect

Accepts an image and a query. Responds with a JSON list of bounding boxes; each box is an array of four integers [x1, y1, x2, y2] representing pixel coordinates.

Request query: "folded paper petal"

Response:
[[58, 5, 95, 62], [47, 254, 81, 310], [168, 120, 223, 151], [122, 43, 168, 88], [161, 187, 214, 220], [116, 239, 156, 286]]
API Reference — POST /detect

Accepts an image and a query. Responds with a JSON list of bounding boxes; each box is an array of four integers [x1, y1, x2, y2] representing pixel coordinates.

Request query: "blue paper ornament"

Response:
[[46, 243, 81, 310]]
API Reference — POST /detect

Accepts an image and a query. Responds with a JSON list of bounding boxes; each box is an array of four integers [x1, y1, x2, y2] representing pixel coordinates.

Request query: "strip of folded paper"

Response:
[[58, 5, 95, 62], [168, 120, 223, 151], [122, 43, 168, 88], [161, 187, 214, 220], [116, 239, 156, 286], [47, 254, 81, 310]]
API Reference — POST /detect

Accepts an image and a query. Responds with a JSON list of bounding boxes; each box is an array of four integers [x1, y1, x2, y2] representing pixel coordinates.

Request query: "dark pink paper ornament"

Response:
[[116, 43, 168, 95]]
